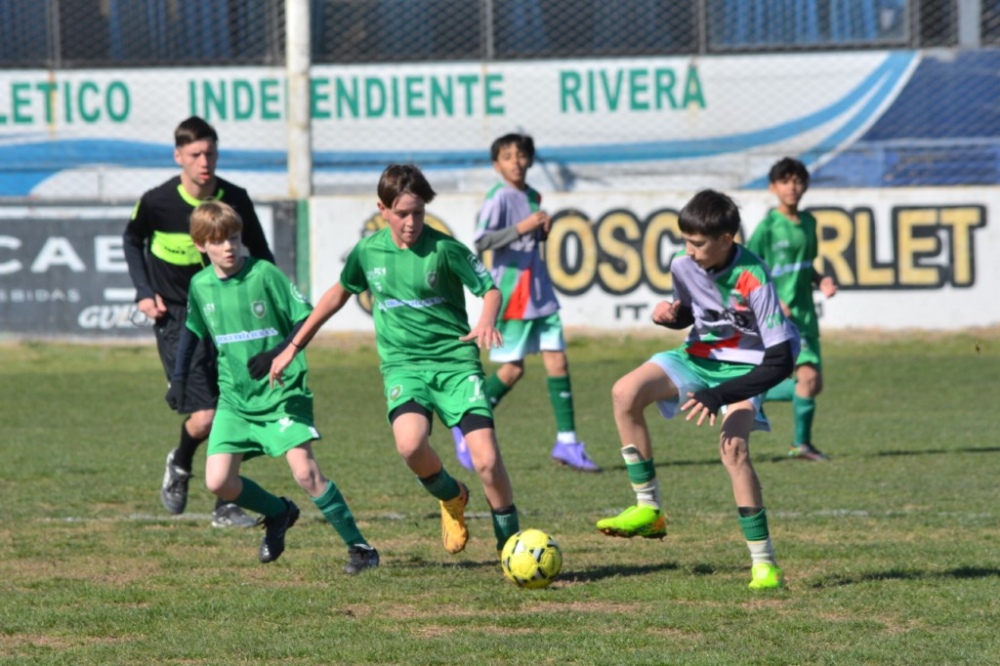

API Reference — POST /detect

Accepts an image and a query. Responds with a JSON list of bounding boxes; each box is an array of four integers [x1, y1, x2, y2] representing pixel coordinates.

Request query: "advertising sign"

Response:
[[309, 186, 997, 332], [0, 51, 918, 198], [0, 202, 296, 338]]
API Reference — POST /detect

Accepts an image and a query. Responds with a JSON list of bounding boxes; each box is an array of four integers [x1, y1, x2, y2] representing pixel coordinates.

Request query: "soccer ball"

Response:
[[500, 529, 562, 589]]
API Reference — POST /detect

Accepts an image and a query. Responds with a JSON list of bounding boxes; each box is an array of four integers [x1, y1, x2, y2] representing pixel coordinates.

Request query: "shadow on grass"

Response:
[[388, 559, 681, 582], [746, 445, 1000, 464], [392, 557, 509, 572], [603, 458, 722, 473], [875, 446, 1000, 457], [559, 560, 681, 583], [809, 566, 1000, 588]]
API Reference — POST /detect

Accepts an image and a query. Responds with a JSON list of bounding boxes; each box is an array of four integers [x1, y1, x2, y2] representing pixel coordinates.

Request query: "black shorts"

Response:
[[155, 302, 218, 414]]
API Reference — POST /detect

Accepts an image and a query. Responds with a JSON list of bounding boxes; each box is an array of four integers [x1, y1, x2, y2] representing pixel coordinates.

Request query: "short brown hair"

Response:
[[190, 201, 242, 245], [175, 116, 218, 148], [678, 189, 741, 238], [377, 164, 436, 208], [768, 157, 810, 187], [491, 133, 535, 163]]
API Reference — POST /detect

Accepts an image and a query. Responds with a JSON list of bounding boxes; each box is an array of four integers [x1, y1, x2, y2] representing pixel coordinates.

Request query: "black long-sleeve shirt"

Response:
[[122, 175, 274, 306]]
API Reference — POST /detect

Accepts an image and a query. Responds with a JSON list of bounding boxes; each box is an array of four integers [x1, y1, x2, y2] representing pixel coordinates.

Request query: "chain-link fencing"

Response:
[[0, 0, 998, 200]]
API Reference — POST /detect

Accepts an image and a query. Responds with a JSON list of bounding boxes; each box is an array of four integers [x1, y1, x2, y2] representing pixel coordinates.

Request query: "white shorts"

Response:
[[490, 312, 565, 363]]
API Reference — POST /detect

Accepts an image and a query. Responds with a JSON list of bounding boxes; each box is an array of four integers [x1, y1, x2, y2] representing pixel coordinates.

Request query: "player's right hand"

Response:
[[268, 347, 296, 389], [247, 348, 279, 380], [138, 295, 168, 321], [521, 211, 549, 235], [165, 379, 186, 411], [460, 324, 503, 350], [651, 300, 682, 325]]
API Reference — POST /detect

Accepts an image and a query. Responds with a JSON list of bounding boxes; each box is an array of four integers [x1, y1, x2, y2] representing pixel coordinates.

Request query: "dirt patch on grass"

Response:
[[0, 633, 127, 652]]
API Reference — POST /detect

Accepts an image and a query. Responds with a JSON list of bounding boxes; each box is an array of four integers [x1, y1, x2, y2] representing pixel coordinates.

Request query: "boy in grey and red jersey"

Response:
[[450, 133, 598, 472], [596, 189, 799, 590]]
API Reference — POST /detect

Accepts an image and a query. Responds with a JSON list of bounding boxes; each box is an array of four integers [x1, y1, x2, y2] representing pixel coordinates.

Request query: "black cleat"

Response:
[[160, 449, 192, 515], [344, 545, 380, 575], [257, 498, 300, 563], [211, 502, 257, 528]]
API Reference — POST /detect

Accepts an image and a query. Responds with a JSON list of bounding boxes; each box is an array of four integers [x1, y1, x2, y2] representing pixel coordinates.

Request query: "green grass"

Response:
[[2, 330, 999, 665]]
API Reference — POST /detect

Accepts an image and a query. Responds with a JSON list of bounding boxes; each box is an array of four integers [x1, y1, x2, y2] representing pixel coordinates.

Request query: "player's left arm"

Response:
[[268, 283, 351, 387], [683, 340, 796, 424], [813, 268, 837, 298], [447, 240, 503, 349], [461, 287, 503, 350], [805, 214, 835, 298]]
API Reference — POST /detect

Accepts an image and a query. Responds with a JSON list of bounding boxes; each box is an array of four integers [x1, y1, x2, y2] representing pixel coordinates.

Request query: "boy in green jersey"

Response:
[[746, 158, 838, 462], [269, 164, 521, 558], [125, 116, 274, 527], [167, 201, 378, 573]]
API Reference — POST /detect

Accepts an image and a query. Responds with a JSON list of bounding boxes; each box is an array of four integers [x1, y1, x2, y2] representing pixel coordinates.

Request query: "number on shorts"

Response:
[[466, 375, 483, 403]]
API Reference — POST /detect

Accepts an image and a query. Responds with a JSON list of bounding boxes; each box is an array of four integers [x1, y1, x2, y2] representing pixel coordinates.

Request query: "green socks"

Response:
[[312, 480, 368, 547], [738, 508, 769, 541], [622, 445, 659, 508], [235, 478, 369, 547], [491, 505, 520, 552], [547, 375, 576, 433], [766, 380, 817, 445], [484, 373, 512, 408], [765, 377, 796, 402], [793, 394, 816, 445], [234, 476, 286, 517], [419, 469, 461, 502], [738, 508, 775, 565], [485, 372, 577, 438]]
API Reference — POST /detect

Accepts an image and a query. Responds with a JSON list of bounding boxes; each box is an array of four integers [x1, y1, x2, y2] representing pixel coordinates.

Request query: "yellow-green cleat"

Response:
[[596, 505, 667, 539], [748, 562, 784, 589]]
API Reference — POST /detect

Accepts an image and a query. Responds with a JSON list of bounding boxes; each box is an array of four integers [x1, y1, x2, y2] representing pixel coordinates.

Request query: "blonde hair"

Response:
[[190, 201, 243, 245]]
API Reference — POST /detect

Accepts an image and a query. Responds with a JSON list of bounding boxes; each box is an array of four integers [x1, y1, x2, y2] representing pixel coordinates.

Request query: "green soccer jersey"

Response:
[[746, 209, 820, 337], [185, 257, 314, 419], [340, 226, 496, 371]]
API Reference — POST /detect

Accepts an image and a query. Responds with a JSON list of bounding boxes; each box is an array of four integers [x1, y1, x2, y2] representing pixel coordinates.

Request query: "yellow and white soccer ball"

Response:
[[500, 529, 562, 589]]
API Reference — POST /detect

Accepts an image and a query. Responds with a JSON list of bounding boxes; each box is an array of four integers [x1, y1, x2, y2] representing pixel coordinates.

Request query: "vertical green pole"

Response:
[[296, 198, 311, 298]]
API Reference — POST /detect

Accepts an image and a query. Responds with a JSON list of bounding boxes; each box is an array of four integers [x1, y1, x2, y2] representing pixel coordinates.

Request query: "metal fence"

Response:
[[2, 0, 998, 67], [0, 0, 998, 200]]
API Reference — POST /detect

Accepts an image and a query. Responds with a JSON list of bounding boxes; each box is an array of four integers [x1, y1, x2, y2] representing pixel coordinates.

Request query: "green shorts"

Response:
[[647, 349, 770, 432], [383, 363, 493, 428], [797, 333, 822, 369], [207, 408, 321, 460], [491, 312, 565, 363]]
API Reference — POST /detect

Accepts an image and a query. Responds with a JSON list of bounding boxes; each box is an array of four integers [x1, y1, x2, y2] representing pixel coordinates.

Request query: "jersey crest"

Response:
[[251, 300, 267, 319]]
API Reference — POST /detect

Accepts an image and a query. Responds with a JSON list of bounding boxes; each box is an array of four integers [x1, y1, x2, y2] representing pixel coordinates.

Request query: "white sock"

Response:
[[556, 431, 577, 445], [634, 479, 660, 509], [621, 445, 660, 509], [747, 538, 776, 566]]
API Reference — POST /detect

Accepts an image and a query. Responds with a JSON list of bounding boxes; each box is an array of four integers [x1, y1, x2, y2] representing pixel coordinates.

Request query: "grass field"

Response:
[[2, 329, 999, 665]]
